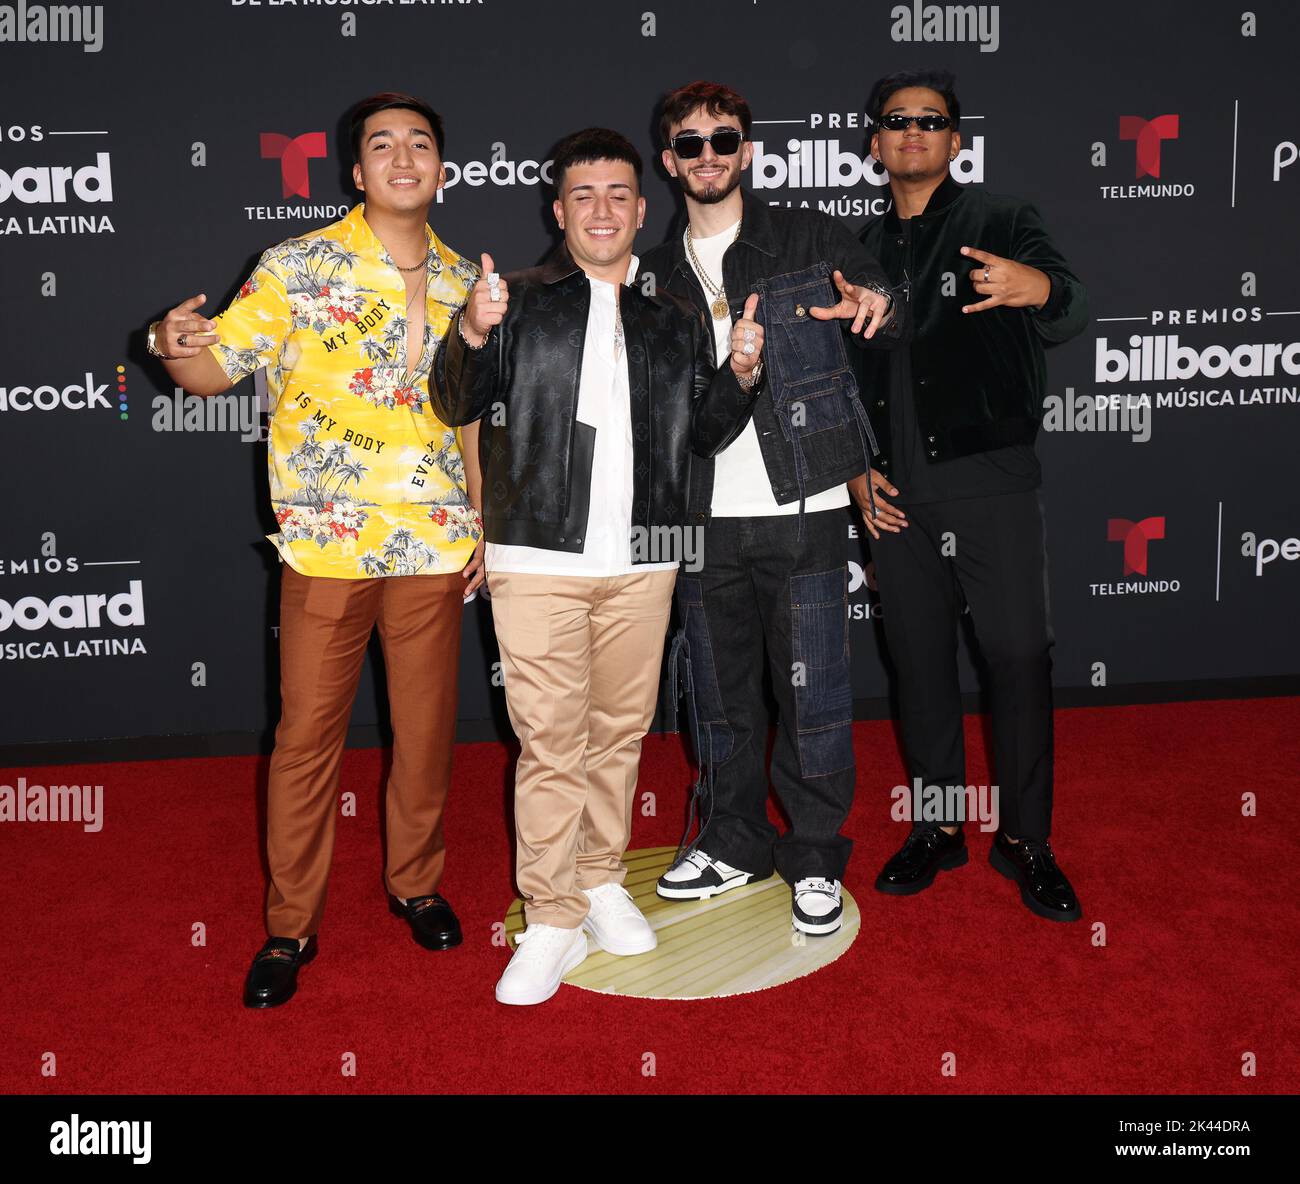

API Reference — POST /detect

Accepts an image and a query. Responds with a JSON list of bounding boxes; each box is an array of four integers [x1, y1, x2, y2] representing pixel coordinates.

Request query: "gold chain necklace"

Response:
[[685, 220, 741, 320], [393, 247, 431, 273]]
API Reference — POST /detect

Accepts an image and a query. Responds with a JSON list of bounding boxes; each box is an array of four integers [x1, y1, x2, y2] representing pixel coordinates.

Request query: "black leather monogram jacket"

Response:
[[430, 246, 755, 555]]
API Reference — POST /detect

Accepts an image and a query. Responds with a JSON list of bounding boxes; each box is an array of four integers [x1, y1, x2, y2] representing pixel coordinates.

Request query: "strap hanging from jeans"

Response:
[[666, 626, 715, 866]]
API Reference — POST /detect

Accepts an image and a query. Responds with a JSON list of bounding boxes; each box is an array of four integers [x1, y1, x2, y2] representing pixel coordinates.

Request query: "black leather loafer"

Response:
[[389, 893, 462, 951], [875, 824, 968, 895], [243, 935, 317, 1009], [989, 831, 1081, 922]]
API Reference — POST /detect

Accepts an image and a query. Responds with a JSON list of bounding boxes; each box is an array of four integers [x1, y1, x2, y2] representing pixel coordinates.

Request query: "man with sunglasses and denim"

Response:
[[855, 69, 1089, 921], [641, 81, 904, 936]]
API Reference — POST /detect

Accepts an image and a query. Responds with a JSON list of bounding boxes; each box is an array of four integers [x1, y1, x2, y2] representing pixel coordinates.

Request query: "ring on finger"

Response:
[[742, 343, 755, 355], [983, 267, 991, 283], [178, 334, 187, 347]]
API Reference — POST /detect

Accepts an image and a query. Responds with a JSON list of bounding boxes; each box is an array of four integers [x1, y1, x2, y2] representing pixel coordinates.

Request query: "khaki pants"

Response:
[[266, 563, 465, 938], [488, 568, 678, 928]]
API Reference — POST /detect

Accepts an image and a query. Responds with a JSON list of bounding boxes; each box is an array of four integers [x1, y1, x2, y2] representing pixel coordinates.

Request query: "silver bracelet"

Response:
[[860, 279, 894, 311], [457, 308, 488, 351]]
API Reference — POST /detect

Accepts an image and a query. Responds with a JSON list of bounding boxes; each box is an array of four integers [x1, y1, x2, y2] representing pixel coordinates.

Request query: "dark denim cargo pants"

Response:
[[674, 509, 855, 883]]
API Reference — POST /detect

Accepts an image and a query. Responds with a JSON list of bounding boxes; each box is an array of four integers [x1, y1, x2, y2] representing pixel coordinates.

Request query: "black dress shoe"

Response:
[[875, 824, 968, 895], [243, 935, 317, 1009], [389, 893, 462, 951], [989, 832, 1081, 922]]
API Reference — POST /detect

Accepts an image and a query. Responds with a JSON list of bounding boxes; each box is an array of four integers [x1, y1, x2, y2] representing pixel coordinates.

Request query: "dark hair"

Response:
[[551, 127, 643, 192], [658, 80, 753, 148], [348, 92, 445, 162], [867, 68, 961, 130]]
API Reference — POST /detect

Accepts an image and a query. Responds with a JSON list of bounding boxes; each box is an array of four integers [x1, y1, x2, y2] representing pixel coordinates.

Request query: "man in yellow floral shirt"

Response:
[[148, 93, 482, 1009]]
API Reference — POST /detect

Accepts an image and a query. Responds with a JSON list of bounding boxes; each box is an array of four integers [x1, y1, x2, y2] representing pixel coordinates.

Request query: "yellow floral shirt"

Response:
[[209, 203, 481, 579]]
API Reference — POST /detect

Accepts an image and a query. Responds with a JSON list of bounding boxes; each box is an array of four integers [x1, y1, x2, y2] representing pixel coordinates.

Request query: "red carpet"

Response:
[[1, 699, 1297, 1095]]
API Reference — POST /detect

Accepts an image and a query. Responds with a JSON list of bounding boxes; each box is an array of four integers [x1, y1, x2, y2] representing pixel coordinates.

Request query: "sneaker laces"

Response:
[[589, 883, 641, 918], [513, 925, 574, 959]]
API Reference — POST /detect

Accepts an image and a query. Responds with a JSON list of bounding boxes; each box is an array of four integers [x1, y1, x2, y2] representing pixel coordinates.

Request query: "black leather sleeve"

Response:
[[430, 306, 501, 426], [687, 308, 763, 459]]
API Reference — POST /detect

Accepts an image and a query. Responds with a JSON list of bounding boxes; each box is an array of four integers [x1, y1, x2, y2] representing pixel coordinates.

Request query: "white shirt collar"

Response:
[[587, 254, 640, 290]]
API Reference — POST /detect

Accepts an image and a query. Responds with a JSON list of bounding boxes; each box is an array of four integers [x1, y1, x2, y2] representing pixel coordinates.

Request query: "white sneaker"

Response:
[[494, 924, 588, 1006], [582, 882, 657, 956], [656, 847, 765, 900], [792, 877, 844, 935]]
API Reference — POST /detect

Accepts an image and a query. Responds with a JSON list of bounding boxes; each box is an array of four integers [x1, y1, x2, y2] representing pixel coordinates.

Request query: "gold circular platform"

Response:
[[502, 846, 859, 999]]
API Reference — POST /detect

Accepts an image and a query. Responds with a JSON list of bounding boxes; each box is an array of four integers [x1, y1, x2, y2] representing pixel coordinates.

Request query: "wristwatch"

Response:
[[146, 320, 172, 360]]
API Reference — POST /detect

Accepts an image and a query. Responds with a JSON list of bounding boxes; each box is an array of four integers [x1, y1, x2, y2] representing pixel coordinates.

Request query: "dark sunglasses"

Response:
[[670, 129, 744, 158], [876, 113, 953, 132]]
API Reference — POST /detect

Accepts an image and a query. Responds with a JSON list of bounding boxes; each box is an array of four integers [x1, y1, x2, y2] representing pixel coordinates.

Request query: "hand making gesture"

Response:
[[810, 270, 894, 338], [960, 245, 1051, 314]]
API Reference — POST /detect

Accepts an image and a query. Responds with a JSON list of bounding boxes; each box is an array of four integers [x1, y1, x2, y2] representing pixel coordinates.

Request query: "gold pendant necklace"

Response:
[[686, 221, 741, 320]]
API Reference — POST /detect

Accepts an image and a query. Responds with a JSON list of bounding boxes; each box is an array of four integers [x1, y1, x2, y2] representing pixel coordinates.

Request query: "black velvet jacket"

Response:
[[854, 175, 1089, 464], [430, 247, 751, 555]]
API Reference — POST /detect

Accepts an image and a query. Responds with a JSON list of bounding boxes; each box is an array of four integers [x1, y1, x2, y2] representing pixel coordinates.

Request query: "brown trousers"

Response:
[[265, 563, 465, 938], [488, 568, 678, 928]]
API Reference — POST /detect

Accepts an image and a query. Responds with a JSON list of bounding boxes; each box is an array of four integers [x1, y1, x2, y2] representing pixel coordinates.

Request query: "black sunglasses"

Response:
[[876, 113, 953, 132], [670, 129, 744, 159]]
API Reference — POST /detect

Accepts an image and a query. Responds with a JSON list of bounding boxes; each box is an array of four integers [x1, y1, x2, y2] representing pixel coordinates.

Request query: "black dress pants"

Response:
[[869, 489, 1055, 840]]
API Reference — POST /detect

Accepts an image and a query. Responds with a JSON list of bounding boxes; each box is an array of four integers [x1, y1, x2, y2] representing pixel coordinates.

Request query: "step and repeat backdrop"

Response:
[[1, 0, 1298, 750]]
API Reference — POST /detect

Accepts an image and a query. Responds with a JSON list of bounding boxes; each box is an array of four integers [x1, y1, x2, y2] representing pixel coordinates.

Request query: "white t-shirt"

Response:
[[486, 255, 678, 577], [687, 221, 850, 518]]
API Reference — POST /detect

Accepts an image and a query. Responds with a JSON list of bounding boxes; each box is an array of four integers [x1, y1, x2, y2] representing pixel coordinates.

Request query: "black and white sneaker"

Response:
[[792, 878, 844, 935], [656, 848, 765, 900]]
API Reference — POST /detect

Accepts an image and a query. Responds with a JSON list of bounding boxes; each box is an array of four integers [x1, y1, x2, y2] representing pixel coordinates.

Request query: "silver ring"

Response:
[[178, 334, 187, 347], [743, 328, 755, 341], [983, 267, 991, 283], [488, 287, 500, 302], [487, 272, 500, 285], [742, 343, 755, 356]]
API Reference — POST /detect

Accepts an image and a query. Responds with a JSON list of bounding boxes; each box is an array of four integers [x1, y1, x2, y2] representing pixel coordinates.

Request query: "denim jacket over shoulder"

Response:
[[638, 188, 905, 524]]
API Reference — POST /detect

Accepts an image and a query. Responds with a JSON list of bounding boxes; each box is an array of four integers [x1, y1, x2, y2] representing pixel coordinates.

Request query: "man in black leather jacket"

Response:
[[640, 81, 906, 938], [431, 129, 762, 1005], [856, 69, 1088, 922]]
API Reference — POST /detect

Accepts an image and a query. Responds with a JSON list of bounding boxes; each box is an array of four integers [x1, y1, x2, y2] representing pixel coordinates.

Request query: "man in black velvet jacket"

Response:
[[855, 69, 1089, 922]]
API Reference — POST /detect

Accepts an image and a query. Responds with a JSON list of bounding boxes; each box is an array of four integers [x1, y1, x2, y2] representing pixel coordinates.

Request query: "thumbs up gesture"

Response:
[[729, 292, 764, 379], [462, 252, 509, 346]]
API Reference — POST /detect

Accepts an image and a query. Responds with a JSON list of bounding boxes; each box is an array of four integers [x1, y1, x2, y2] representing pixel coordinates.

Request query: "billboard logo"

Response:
[[0, 152, 112, 204], [260, 131, 327, 199]]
